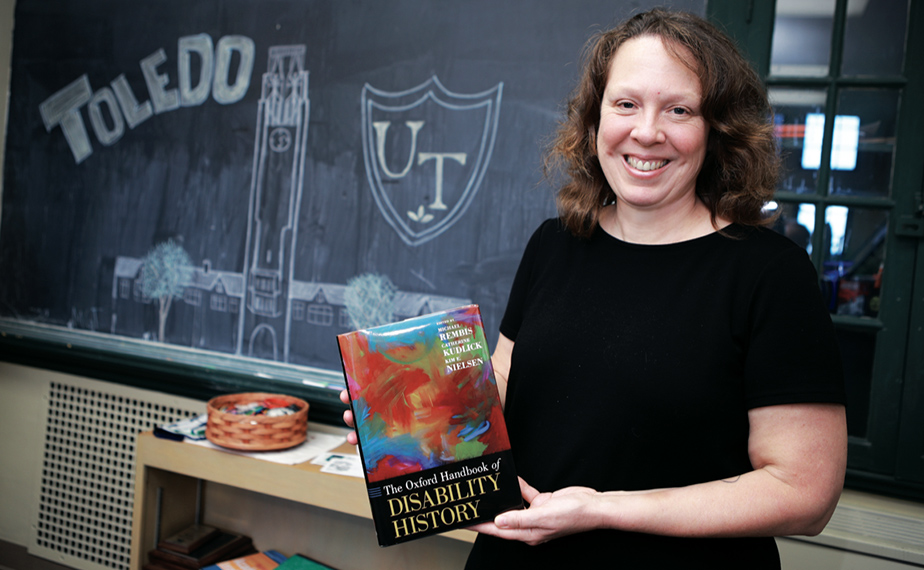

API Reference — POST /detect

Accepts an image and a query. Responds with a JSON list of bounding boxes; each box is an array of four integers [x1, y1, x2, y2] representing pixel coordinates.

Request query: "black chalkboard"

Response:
[[0, 0, 704, 375]]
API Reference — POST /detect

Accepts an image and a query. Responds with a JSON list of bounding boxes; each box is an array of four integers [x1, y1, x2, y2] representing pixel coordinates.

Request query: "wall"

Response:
[[0, 364, 48, 547], [0, 0, 20, 547]]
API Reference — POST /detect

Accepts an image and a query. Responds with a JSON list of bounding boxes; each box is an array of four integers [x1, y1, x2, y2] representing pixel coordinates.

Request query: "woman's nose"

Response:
[[631, 111, 665, 146]]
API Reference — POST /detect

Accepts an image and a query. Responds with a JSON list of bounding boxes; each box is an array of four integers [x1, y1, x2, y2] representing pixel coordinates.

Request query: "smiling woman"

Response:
[[450, 8, 848, 569]]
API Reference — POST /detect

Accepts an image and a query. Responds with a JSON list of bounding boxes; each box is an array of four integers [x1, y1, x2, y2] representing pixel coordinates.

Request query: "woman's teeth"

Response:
[[627, 156, 667, 171]]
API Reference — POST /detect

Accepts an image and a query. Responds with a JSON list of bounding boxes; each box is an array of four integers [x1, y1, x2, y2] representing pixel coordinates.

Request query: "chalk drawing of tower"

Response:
[[237, 45, 309, 362]]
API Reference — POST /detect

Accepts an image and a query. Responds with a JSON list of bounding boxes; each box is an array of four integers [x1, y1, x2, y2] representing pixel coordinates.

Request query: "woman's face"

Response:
[[596, 35, 709, 214]]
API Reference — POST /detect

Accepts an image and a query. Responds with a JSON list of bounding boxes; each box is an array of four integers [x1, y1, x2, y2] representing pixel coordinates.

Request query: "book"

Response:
[[276, 553, 337, 570], [200, 550, 287, 570], [143, 553, 194, 570], [337, 304, 522, 546], [143, 564, 183, 570], [157, 523, 219, 554], [147, 531, 253, 569]]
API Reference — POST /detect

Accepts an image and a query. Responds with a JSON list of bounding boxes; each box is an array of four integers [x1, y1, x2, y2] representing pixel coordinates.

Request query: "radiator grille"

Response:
[[819, 502, 924, 562], [31, 380, 202, 570]]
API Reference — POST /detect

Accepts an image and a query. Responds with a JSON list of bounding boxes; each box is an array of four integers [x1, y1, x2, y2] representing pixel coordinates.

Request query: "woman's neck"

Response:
[[599, 199, 728, 245]]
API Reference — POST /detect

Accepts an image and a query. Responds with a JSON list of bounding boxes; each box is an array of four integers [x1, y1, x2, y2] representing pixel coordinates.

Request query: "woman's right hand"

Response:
[[339, 389, 359, 445]]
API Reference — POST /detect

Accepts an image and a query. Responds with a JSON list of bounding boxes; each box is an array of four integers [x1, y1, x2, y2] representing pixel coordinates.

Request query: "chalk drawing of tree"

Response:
[[344, 273, 397, 330], [140, 239, 192, 343]]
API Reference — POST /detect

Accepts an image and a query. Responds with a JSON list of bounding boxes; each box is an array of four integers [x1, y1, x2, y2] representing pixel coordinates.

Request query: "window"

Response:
[[253, 294, 276, 315], [306, 304, 334, 326], [210, 294, 228, 313], [709, 0, 924, 498], [253, 273, 278, 293]]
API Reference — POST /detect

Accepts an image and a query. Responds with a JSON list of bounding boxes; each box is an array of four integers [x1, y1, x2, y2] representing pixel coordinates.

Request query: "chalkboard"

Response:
[[0, 0, 704, 379]]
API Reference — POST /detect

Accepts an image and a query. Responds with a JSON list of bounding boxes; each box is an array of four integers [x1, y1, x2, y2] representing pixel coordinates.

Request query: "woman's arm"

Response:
[[475, 402, 847, 545]]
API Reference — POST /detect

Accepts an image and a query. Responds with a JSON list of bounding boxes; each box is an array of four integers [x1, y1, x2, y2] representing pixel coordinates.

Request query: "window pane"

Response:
[[842, 0, 909, 76], [836, 328, 874, 438], [821, 206, 887, 317], [770, 0, 836, 77], [768, 201, 816, 254], [771, 88, 827, 194], [828, 89, 900, 198]]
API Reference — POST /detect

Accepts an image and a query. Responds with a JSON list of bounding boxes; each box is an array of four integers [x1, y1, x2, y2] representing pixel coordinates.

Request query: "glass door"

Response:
[[762, 0, 924, 485]]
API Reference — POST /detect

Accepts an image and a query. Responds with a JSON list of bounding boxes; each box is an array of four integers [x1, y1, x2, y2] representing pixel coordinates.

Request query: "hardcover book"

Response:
[[157, 523, 219, 554], [147, 531, 253, 569], [337, 304, 522, 546]]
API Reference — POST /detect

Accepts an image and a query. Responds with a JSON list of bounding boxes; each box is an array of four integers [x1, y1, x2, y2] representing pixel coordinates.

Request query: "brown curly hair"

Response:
[[549, 8, 780, 238]]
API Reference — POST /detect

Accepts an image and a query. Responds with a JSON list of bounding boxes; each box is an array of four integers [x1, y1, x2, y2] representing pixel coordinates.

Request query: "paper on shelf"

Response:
[[188, 428, 346, 465], [311, 452, 364, 478]]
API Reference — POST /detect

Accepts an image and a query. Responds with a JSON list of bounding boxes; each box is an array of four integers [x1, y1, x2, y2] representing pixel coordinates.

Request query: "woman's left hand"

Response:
[[470, 477, 601, 545]]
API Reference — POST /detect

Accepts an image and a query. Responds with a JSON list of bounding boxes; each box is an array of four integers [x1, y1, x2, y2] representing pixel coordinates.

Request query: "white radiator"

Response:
[[790, 498, 924, 566], [29, 377, 202, 570]]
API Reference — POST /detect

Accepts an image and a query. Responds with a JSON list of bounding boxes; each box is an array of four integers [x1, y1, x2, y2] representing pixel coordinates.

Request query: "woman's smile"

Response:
[[625, 156, 669, 172]]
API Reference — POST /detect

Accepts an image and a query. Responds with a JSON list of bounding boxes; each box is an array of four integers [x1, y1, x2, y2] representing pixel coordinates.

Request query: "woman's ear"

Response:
[[587, 125, 597, 153]]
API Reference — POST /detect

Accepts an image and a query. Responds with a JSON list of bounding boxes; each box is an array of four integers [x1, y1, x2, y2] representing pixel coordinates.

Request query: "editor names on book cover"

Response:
[[439, 319, 485, 373]]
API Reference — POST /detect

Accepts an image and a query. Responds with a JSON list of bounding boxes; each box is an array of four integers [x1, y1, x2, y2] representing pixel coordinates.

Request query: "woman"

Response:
[[345, 9, 847, 568]]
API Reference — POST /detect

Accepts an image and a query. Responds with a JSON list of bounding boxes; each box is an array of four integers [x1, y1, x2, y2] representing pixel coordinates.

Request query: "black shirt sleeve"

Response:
[[499, 218, 558, 342]]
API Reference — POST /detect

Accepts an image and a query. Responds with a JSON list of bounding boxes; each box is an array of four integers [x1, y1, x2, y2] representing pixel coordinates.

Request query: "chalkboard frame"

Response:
[[0, 318, 348, 424]]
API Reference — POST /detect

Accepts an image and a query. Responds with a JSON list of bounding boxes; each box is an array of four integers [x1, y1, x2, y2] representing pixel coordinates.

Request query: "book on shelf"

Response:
[[147, 530, 253, 569], [143, 563, 184, 570], [337, 304, 522, 546], [157, 523, 219, 554], [276, 553, 338, 570], [200, 550, 287, 570]]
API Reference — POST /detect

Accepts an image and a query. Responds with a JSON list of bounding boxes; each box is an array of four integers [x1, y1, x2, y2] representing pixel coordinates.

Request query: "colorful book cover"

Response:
[[276, 554, 337, 570], [200, 550, 287, 570], [337, 304, 522, 546]]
